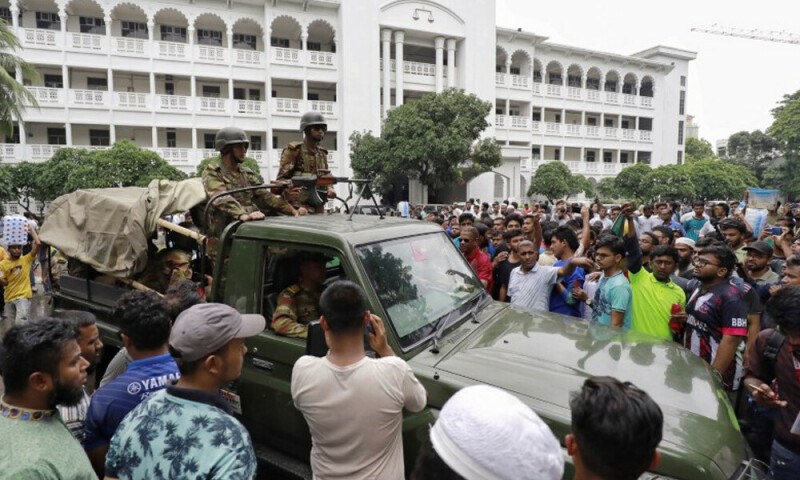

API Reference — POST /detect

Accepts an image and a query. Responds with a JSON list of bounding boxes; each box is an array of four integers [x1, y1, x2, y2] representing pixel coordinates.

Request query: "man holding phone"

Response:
[[744, 286, 800, 480]]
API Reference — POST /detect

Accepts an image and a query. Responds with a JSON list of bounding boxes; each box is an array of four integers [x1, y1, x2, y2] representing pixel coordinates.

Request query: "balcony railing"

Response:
[[587, 90, 601, 102], [308, 51, 335, 67], [116, 92, 148, 109], [30, 144, 62, 161], [546, 84, 562, 96], [641, 96, 653, 108], [604, 127, 618, 138], [157, 94, 191, 111], [235, 99, 265, 116], [639, 131, 652, 142], [28, 87, 63, 105], [545, 122, 561, 135], [510, 75, 529, 89], [71, 89, 107, 106], [274, 97, 302, 114], [602, 163, 618, 173], [622, 129, 635, 140], [197, 45, 226, 63], [566, 124, 581, 136], [531, 121, 541, 133], [235, 48, 262, 65], [567, 87, 581, 99], [496, 73, 506, 86], [0, 143, 20, 160], [309, 100, 336, 117], [114, 37, 147, 55], [197, 97, 227, 113], [623, 94, 636, 106], [404, 60, 436, 77], [273, 47, 301, 64], [159, 148, 192, 163], [22, 28, 59, 47], [586, 126, 600, 137], [157, 41, 188, 58], [605, 92, 618, 103], [69, 32, 104, 51], [510, 116, 529, 129], [495, 115, 506, 128], [532, 83, 541, 94]]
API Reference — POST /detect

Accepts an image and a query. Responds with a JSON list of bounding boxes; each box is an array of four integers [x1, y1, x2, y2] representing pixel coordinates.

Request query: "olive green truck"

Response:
[[52, 214, 767, 480]]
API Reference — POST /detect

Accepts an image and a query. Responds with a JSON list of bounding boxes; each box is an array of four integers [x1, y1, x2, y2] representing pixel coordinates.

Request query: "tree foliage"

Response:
[[688, 160, 756, 200], [685, 137, 716, 164], [763, 89, 800, 199], [1, 141, 186, 214], [349, 88, 502, 198], [648, 164, 696, 200], [614, 163, 652, 204], [527, 161, 591, 202], [723, 130, 780, 184], [195, 155, 261, 177], [0, 19, 39, 136], [595, 177, 618, 201]]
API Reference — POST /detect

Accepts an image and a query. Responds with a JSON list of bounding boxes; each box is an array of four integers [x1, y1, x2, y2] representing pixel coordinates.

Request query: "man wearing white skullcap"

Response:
[[411, 384, 564, 480]]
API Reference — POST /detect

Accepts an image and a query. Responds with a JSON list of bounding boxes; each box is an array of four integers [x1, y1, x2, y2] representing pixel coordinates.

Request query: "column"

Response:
[[227, 27, 234, 61], [9, 0, 18, 29], [302, 79, 308, 110], [188, 25, 195, 48], [393, 31, 404, 106], [381, 29, 391, 115], [151, 126, 157, 149], [434, 36, 444, 93], [228, 77, 234, 115], [190, 76, 196, 98], [147, 20, 154, 42], [446, 38, 456, 87], [191, 127, 197, 150]]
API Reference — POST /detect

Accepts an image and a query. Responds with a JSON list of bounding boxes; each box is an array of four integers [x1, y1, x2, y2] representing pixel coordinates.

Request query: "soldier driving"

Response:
[[277, 111, 336, 213], [272, 252, 329, 339], [202, 127, 305, 265]]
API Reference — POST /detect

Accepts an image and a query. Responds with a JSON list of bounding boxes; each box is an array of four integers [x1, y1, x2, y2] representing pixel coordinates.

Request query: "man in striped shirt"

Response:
[[509, 240, 593, 311]]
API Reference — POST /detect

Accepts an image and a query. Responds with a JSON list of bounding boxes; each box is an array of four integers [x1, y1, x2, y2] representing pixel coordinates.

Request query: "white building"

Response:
[[0, 0, 694, 205]]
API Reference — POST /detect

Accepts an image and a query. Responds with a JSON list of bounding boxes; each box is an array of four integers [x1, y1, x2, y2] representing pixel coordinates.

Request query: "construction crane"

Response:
[[691, 24, 800, 45]]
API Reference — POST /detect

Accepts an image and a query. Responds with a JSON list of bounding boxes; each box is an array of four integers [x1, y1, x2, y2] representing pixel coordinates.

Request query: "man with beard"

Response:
[[745, 241, 780, 285], [638, 232, 660, 273], [719, 218, 749, 263], [674, 238, 695, 279], [0, 319, 95, 478], [53, 310, 103, 446], [493, 229, 524, 301], [84, 290, 179, 477]]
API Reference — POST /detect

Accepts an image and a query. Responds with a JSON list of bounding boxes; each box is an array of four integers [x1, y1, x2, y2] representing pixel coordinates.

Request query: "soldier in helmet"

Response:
[[202, 127, 305, 265], [277, 111, 336, 213], [271, 252, 330, 338]]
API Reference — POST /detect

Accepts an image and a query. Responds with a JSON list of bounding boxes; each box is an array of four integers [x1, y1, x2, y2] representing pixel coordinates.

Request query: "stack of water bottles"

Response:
[[2, 215, 30, 247]]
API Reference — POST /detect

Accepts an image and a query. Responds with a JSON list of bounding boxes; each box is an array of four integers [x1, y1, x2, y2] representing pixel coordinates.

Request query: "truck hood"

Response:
[[430, 304, 747, 477]]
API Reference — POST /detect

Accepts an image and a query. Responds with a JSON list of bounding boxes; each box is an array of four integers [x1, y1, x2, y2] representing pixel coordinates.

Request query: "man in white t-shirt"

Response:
[[291, 280, 427, 480]]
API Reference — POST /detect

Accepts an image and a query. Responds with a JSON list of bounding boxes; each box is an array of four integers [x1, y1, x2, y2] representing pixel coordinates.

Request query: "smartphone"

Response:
[[771, 226, 783, 235]]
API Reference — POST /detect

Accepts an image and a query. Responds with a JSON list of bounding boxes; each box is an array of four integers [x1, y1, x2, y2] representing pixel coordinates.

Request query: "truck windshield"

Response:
[[356, 232, 486, 349]]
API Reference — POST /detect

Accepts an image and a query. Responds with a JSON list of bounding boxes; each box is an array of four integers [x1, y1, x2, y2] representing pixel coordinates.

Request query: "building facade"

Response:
[[0, 0, 694, 205]]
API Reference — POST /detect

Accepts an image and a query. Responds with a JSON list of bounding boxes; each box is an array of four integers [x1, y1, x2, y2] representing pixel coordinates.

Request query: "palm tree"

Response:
[[0, 19, 38, 137]]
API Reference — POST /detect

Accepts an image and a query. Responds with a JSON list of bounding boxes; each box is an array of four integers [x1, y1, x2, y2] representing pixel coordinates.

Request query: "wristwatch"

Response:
[[585, 299, 595, 308]]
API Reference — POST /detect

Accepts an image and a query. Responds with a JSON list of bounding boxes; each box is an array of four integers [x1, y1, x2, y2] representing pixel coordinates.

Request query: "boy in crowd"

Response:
[[0, 226, 41, 336]]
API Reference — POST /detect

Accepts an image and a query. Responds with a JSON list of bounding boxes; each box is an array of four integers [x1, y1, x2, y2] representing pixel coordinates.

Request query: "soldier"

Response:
[[202, 127, 304, 265], [272, 252, 329, 338], [277, 111, 336, 213]]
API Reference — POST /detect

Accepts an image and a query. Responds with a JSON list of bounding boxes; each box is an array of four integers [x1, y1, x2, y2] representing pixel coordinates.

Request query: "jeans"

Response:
[[771, 440, 800, 480], [1, 298, 30, 337]]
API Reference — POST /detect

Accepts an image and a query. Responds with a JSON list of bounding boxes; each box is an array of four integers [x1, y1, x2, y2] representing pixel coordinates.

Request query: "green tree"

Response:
[[595, 177, 618, 200], [350, 88, 502, 198], [100, 140, 185, 187], [763, 89, 800, 198], [0, 19, 38, 136], [614, 163, 653, 204], [723, 130, 780, 183], [688, 160, 756, 200], [569, 174, 593, 198], [647, 165, 695, 200], [527, 161, 573, 202], [685, 137, 716, 164], [763, 158, 800, 200], [7, 161, 45, 213], [195, 155, 261, 177]]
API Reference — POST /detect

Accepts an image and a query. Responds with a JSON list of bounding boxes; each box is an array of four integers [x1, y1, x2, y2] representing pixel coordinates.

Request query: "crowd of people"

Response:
[[416, 196, 800, 477]]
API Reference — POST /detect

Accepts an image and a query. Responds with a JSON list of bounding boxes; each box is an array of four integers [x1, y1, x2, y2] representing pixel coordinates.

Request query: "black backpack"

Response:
[[763, 329, 786, 381]]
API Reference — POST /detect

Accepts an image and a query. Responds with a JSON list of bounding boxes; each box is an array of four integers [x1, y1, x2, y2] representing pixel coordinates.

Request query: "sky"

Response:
[[496, 0, 799, 148]]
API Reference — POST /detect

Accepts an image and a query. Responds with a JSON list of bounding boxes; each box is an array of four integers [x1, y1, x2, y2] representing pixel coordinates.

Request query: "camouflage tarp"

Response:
[[39, 178, 206, 278]]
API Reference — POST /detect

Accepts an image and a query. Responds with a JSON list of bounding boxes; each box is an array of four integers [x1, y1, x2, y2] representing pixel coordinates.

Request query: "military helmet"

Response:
[[214, 126, 249, 151], [300, 111, 327, 133]]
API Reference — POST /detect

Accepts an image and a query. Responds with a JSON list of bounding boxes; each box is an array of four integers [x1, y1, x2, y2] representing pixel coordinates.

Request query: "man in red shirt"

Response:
[[460, 226, 492, 292]]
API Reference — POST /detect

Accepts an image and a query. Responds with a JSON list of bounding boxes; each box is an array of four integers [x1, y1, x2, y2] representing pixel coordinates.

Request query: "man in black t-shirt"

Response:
[[493, 228, 524, 302]]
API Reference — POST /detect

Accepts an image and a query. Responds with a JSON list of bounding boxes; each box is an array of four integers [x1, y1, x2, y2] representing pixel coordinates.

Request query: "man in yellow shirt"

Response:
[[0, 228, 41, 336]]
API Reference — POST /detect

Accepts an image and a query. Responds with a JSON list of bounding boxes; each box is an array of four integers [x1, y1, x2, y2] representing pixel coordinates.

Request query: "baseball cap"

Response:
[[744, 240, 774, 256], [170, 303, 265, 362], [430, 385, 564, 480]]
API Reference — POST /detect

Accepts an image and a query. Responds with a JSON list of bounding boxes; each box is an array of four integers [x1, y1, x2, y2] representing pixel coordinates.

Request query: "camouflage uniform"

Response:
[[277, 142, 329, 211], [271, 283, 321, 338], [201, 158, 294, 262]]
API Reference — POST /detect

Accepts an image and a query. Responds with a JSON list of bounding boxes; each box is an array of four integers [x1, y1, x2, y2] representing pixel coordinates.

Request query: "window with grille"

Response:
[[679, 91, 685, 115], [79, 17, 105, 34], [586, 78, 600, 90], [233, 33, 256, 50], [680, 76, 686, 87], [251, 135, 262, 151], [554, 148, 560, 161], [603, 152, 613, 163], [604, 81, 617, 92], [89, 130, 110, 146], [44, 74, 63, 88], [249, 89, 261, 101], [510, 67, 520, 75], [36, 12, 60, 30], [1, 8, 13, 24], [202, 85, 221, 98], [548, 73, 562, 85], [197, 29, 222, 46], [166, 131, 177, 148], [87, 77, 108, 91], [678, 121, 684, 145], [568, 75, 581, 87], [161, 25, 187, 43], [621, 153, 629, 164], [677, 151, 683, 165], [271, 37, 289, 48], [204, 134, 215, 149], [586, 151, 596, 162], [121, 21, 147, 39], [307, 41, 321, 51], [48, 128, 66, 145]]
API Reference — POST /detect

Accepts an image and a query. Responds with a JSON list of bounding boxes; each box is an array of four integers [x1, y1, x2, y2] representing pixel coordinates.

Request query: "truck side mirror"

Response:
[[305, 320, 328, 357]]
